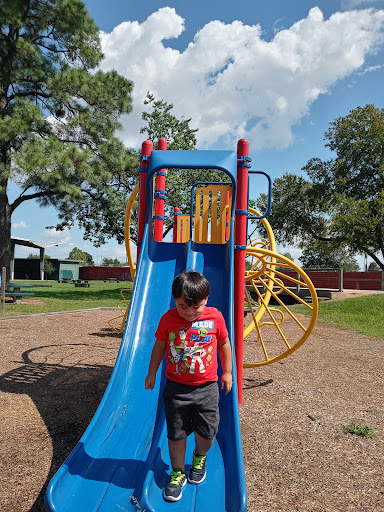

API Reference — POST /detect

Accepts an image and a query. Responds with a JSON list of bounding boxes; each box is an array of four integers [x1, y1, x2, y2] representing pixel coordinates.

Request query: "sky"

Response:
[[10, 0, 384, 266]]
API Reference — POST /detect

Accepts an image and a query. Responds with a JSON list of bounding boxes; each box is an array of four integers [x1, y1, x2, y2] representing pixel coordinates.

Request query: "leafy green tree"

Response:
[[256, 105, 384, 271], [141, 93, 227, 236], [368, 261, 380, 271], [0, 0, 133, 279], [43, 259, 55, 277], [276, 251, 295, 271], [299, 240, 360, 270], [280, 251, 294, 261], [141, 93, 198, 151], [101, 257, 122, 267], [27, 253, 55, 276], [68, 247, 94, 266], [28, 253, 50, 259], [245, 259, 252, 271], [61, 147, 140, 247], [62, 93, 225, 247]]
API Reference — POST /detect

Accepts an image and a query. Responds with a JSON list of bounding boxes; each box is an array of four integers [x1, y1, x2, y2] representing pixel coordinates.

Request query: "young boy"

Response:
[[145, 270, 232, 502]]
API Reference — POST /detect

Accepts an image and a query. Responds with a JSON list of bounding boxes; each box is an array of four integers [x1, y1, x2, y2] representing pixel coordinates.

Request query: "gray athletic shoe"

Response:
[[163, 469, 187, 502], [188, 452, 207, 484]]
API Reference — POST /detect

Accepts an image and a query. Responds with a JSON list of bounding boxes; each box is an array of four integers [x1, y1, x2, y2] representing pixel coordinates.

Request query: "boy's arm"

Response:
[[145, 339, 167, 390], [218, 337, 232, 394]]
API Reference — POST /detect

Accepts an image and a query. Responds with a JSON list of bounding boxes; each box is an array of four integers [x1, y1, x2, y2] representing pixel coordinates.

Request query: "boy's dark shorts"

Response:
[[163, 379, 219, 441]]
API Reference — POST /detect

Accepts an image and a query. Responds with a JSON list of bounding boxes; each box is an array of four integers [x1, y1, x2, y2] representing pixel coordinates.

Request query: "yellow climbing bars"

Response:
[[124, 183, 139, 281], [193, 184, 232, 244]]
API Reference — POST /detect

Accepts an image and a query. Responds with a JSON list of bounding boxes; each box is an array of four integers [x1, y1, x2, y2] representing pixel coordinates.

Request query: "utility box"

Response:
[[53, 259, 80, 281]]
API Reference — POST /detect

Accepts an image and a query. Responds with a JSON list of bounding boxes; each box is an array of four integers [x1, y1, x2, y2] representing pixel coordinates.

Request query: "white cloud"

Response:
[[114, 243, 137, 263], [12, 221, 27, 229], [357, 63, 383, 73], [112, 245, 128, 259], [42, 227, 72, 242], [273, 17, 286, 34], [99, 6, 384, 150], [19, 245, 37, 255]]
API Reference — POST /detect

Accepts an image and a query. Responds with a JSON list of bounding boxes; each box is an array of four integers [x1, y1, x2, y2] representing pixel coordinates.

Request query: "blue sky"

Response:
[[10, 0, 384, 266]]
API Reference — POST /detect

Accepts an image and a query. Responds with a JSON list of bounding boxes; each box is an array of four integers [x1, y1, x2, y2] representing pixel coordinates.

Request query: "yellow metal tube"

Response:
[[124, 183, 139, 282]]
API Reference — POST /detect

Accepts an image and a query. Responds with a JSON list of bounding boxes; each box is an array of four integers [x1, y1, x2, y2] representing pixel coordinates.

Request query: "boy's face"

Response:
[[175, 296, 208, 323]]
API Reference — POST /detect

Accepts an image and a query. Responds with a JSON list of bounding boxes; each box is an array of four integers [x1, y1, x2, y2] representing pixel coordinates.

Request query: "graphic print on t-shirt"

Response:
[[168, 321, 216, 376], [169, 327, 190, 375], [155, 307, 229, 385]]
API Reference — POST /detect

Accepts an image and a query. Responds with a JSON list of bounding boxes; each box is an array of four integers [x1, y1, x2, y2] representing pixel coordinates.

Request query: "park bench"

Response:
[[104, 277, 119, 283], [5, 283, 35, 304], [73, 280, 90, 288], [58, 270, 74, 283]]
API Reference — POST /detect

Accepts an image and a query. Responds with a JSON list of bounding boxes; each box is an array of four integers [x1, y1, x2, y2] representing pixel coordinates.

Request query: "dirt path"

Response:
[[0, 310, 383, 511]]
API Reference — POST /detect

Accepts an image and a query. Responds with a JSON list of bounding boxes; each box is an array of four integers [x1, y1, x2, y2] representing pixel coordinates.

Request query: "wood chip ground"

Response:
[[0, 309, 383, 512]]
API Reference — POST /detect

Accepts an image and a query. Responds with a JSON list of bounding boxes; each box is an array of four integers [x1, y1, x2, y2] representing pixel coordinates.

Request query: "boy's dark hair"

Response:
[[172, 271, 210, 306]]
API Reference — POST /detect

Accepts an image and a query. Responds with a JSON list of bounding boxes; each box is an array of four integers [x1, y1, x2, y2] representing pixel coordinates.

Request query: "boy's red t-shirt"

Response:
[[155, 306, 229, 386]]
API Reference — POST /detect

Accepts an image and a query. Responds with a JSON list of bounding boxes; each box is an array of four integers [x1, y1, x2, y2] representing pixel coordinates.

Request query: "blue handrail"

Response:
[[247, 170, 272, 220]]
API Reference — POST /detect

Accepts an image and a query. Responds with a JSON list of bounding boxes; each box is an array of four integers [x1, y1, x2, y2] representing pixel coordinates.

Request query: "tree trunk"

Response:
[[0, 144, 11, 281], [0, 191, 11, 282]]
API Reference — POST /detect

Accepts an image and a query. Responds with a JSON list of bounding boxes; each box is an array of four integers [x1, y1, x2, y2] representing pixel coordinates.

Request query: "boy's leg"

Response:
[[188, 433, 212, 484], [194, 432, 214, 456], [163, 380, 194, 501], [188, 382, 219, 484], [168, 437, 187, 472], [163, 438, 187, 502]]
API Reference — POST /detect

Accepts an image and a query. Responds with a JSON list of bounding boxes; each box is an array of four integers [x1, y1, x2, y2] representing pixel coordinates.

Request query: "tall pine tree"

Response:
[[0, 0, 133, 278]]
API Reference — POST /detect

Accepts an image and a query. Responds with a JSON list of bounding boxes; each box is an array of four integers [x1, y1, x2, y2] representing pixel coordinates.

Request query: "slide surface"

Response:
[[45, 150, 247, 512]]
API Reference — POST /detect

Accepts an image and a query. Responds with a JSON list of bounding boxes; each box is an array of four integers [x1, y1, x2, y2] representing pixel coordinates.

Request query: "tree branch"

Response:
[[7, 89, 52, 102], [312, 234, 347, 243], [80, 188, 104, 201], [163, 224, 173, 238], [35, 41, 68, 54], [31, 29, 54, 45], [10, 190, 54, 213], [360, 247, 384, 271]]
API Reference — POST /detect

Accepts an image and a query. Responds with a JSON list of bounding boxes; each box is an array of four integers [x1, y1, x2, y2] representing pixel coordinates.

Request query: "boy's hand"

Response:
[[145, 373, 156, 390], [221, 372, 232, 394]]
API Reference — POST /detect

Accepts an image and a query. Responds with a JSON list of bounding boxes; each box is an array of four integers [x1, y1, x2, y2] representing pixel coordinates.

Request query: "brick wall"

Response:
[[79, 266, 132, 281], [281, 270, 383, 291]]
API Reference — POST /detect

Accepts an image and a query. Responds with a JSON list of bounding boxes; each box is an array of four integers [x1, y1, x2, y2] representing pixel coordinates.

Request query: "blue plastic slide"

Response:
[[45, 150, 247, 512]]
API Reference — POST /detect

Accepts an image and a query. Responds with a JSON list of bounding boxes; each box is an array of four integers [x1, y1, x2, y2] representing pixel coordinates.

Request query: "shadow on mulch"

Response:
[[0, 344, 114, 511], [89, 327, 122, 338], [242, 377, 274, 390]]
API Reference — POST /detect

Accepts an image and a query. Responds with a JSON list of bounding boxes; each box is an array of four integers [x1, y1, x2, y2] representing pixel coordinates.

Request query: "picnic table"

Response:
[[73, 280, 91, 288], [104, 278, 119, 283], [5, 283, 35, 304]]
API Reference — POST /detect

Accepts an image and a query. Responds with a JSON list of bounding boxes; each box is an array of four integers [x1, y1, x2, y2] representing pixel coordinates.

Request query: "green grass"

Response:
[[293, 293, 384, 338], [343, 421, 376, 439], [1, 280, 133, 317], [3, 282, 384, 340]]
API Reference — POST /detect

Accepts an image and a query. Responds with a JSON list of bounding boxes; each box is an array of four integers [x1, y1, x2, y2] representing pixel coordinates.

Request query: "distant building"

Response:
[[11, 237, 66, 280], [14, 258, 80, 281]]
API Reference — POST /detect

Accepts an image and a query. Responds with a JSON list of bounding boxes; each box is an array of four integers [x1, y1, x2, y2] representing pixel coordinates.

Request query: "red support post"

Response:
[[154, 138, 167, 242], [137, 140, 153, 263], [173, 207, 181, 242], [234, 138, 249, 404], [225, 190, 230, 242]]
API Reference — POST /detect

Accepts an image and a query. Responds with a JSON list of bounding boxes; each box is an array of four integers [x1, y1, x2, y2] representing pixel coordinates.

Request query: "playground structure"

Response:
[[114, 140, 319, 375], [45, 139, 318, 512]]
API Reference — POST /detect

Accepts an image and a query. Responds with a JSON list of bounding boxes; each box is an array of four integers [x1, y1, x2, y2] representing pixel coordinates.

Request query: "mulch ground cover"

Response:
[[0, 309, 383, 511]]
